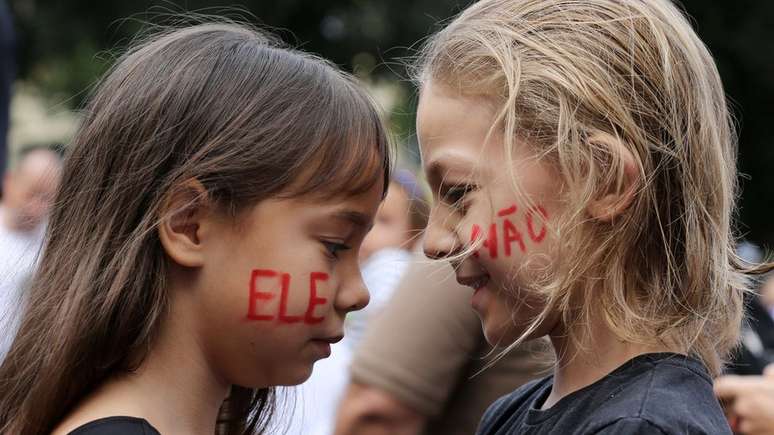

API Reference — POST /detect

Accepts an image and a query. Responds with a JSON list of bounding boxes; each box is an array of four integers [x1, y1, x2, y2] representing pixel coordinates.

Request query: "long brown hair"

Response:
[[0, 22, 390, 435]]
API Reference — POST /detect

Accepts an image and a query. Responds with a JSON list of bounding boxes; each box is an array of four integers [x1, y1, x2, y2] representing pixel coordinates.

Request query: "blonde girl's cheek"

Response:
[[467, 202, 550, 260]]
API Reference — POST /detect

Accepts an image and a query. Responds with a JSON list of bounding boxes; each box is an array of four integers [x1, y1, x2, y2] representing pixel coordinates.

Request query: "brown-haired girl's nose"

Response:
[[336, 276, 370, 313]]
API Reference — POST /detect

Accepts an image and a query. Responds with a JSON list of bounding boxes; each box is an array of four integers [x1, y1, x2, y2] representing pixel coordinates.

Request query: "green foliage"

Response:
[[8, 0, 774, 245], [28, 40, 110, 105]]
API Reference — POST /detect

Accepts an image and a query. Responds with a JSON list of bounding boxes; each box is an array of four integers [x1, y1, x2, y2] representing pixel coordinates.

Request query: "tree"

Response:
[[9, 0, 774, 245]]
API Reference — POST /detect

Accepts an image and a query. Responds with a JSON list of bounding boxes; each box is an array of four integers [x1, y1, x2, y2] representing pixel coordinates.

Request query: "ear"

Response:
[[158, 179, 210, 268], [585, 132, 641, 222]]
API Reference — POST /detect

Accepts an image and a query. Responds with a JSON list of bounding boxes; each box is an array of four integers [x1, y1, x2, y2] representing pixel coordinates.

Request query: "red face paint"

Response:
[[468, 203, 548, 259], [278, 272, 302, 323], [470, 224, 482, 258], [484, 223, 498, 258], [503, 218, 526, 256], [305, 272, 329, 324], [246, 270, 330, 325], [497, 205, 517, 217], [247, 269, 280, 321], [526, 205, 548, 243]]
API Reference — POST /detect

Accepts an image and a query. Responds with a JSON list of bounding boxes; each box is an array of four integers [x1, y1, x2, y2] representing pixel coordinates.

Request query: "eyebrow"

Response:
[[331, 210, 373, 232], [425, 153, 477, 186]]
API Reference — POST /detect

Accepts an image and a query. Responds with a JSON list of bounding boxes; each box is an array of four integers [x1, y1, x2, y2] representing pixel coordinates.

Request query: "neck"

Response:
[[115, 316, 229, 434], [60, 288, 229, 435], [542, 318, 676, 410]]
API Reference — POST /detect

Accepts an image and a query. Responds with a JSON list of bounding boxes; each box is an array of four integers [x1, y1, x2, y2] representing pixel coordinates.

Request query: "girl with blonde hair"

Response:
[[415, 0, 770, 433], [0, 22, 390, 435]]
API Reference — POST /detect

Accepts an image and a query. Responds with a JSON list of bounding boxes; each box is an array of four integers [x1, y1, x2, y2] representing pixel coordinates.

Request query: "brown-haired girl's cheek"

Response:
[[245, 269, 329, 325]]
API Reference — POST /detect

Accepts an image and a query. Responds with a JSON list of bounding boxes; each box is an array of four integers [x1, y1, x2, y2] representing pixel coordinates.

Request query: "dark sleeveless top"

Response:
[[68, 416, 161, 435]]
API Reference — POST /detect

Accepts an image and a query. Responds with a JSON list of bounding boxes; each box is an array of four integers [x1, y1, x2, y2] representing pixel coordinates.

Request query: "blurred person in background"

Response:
[[334, 257, 548, 435], [0, 146, 62, 359], [349, 168, 429, 347], [715, 243, 774, 433], [280, 168, 429, 435], [760, 273, 774, 322], [716, 364, 774, 435], [727, 242, 774, 375], [0, 0, 14, 191]]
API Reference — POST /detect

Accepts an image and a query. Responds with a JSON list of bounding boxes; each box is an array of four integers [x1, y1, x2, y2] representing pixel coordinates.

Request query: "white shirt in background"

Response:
[[273, 247, 413, 435], [0, 206, 45, 360]]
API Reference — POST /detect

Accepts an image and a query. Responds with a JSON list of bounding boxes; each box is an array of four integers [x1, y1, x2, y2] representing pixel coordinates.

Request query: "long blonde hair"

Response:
[[415, 0, 770, 375]]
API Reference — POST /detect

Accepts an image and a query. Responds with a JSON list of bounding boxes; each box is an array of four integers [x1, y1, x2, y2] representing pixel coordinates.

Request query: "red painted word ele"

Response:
[[470, 204, 548, 259], [246, 269, 328, 324]]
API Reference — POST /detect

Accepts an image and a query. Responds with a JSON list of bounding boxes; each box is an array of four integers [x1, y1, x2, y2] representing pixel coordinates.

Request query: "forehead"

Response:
[[417, 82, 503, 183], [295, 176, 384, 221], [234, 177, 385, 238]]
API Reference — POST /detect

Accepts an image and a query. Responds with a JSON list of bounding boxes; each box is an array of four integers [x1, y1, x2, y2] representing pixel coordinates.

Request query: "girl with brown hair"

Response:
[[0, 22, 390, 435], [415, 0, 772, 433]]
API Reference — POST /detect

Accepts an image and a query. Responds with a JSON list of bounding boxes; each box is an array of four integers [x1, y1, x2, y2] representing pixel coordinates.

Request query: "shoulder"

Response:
[[594, 354, 730, 434], [66, 417, 161, 435], [593, 417, 667, 434], [477, 376, 551, 434]]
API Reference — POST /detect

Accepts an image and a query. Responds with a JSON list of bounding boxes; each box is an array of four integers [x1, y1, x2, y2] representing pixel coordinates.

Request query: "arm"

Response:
[[715, 364, 774, 435], [334, 382, 425, 435], [334, 253, 482, 434]]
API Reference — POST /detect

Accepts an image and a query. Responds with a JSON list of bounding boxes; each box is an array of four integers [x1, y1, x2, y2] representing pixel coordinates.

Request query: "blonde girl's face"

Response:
[[417, 82, 564, 346], [194, 181, 382, 388]]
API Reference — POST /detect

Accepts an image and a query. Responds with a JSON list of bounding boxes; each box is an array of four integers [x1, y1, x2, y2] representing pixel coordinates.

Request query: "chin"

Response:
[[479, 318, 510, 347], [276, 364, 314, 386], [481, 312, 537, 348]]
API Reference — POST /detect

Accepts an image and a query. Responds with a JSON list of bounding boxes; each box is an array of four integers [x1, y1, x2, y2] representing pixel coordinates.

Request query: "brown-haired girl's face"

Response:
[[418, 82, 563, 346], [184, 182, 382, 387]]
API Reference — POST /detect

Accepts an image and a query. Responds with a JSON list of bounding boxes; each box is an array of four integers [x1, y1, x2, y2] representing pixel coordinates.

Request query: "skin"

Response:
[[1, 149, 62, 232], [715, 364, 774, 435], [359, 181, 414, 263], [418, 81, 671, 410], [334, 382, 425, 435], [759, 275, 774, 309], [335, 182, 424, 434], [52, 179, 383, 435]]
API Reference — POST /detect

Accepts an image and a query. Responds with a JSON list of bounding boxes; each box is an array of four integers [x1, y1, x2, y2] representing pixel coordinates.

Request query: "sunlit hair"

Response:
[[392, 168, 430, 248], [414, 0, 770, 375], [0, 22, 390, 435]]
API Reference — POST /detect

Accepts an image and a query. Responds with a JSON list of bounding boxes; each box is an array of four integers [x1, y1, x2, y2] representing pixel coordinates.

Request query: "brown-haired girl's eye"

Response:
[[322, 241, 351, 260]]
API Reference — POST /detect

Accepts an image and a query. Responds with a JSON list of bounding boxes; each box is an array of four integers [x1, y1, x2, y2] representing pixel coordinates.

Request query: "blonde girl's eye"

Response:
[[441, 183, 477, 210], [321, 240, 352, 260]]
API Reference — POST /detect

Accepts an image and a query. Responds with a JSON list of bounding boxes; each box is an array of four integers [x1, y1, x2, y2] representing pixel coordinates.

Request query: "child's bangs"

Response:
[[286, 82, 391, 200]]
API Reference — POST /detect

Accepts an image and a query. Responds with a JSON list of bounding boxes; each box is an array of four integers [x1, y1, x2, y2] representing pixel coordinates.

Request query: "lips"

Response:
[[456, 274, 490, 290]]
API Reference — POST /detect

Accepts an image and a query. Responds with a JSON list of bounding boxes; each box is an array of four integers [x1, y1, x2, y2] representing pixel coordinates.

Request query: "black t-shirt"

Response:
[[68, 416, 161, 435], [477, 353, 731, 434]]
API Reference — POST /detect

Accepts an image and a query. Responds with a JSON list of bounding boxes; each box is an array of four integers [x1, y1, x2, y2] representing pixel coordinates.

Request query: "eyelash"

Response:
[[322, 241, 352, 260], [441, 184, 476, 208]]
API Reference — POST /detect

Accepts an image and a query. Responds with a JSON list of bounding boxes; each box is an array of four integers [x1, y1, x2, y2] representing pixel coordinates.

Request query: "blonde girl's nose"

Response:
[[423, 214, 460, 260]]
